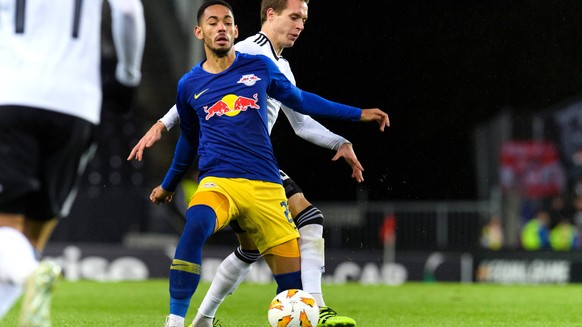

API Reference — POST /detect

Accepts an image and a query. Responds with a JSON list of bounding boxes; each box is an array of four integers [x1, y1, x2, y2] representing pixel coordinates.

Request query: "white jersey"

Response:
[[160, 32, 349, 151], [0, 0, 145, 124]]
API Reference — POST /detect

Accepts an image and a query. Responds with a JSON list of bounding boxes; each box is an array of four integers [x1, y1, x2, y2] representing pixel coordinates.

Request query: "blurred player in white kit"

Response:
[[0, 1, 145, 326]]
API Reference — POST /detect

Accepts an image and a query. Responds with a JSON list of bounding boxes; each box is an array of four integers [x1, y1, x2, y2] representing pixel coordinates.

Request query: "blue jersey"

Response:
[[162, 52, 361, 191]]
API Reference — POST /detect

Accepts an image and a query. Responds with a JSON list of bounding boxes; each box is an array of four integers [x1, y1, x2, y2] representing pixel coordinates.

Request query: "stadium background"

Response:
[[46, 0, 582, 284]]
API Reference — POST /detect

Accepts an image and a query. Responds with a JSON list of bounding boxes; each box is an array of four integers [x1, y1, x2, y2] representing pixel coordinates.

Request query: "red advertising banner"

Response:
[[500, 141, 565, 199]]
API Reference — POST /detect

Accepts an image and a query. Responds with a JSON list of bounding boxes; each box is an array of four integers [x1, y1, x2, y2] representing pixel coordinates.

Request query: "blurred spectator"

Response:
[[521, 210, 550, 250], [571, 195, 582, 237], [546, 195, 568, 229], [480, 215, 504, 250], [549, 218, 579, 251]]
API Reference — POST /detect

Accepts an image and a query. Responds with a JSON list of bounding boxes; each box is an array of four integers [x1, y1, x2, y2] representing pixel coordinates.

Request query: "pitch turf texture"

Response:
[[4, 281, 582, 326]]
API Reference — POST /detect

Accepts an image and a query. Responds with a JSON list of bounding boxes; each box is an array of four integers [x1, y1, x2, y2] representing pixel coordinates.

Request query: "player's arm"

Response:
[[152, 85, 198, 204], [263, 56, 390, 130], [151, 132, 197, 204], [108, 0, 145, 87], [103, 0, 145, 113], [281, 105, 364, 182], [277, 88, 390, 131], [150, 133, 198, 204], [127, 105, 179, 161]]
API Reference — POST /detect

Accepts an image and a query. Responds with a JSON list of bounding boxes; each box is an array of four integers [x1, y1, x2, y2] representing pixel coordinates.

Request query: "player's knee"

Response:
[[236, 231, 257, 250], [294, 205, 324, 229], [263, 239, 301, 274], [234, 246, 261, 264], [189, 191, 229, 230], [287, 192, 311, 218], [184, 205, 216, 243]]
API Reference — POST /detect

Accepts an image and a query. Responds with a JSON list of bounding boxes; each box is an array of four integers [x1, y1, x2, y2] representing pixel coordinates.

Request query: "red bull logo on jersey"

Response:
[[237, 74, 261, 86], [203, 93, 260, 120]]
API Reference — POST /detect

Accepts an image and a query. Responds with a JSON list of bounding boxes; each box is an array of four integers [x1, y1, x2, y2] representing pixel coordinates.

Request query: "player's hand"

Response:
[[127, 121, 167, 161], [331, 142, 365, 183], [149, 185, 174, 204], [360, 108, 390, 132]]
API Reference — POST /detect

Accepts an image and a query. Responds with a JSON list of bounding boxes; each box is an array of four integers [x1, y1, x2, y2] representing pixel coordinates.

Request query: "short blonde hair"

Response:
[[260, 0, 309, 25]]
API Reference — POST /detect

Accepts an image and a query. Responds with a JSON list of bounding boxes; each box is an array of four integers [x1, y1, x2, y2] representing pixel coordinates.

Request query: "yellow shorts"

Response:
[[191, 177, 299, 254]]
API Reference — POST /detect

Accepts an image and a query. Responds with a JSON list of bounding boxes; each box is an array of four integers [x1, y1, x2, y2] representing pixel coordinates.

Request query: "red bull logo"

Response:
[[203, 93, 260, 120]]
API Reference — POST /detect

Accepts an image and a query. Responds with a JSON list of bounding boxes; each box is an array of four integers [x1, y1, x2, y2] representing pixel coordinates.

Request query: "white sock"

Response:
[[191, 312, 213, 327], [167, 314, 184, 327], [298, 224, 326, 307], [0, 227, 38, 319], [0, 284, 22, 318], [196, 252, 252, 318]]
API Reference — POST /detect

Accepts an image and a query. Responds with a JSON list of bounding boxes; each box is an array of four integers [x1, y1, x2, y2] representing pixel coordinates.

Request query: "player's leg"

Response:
[[0, 215, 62, 326], [280, 170, 326, 302], [191, 237, 301, 327], [0, 217, 37, 319], [236, 180, 302, 293], [192, 179, 301, 327], [280, 170, 356, 327], [166, 190, 230, 327], [192, 222, 259, 326], [288, 193, 326, 302], [0, 221, 61, 327], [22, 219, 59, 253], [20, 109, 94, 327], [193, 181, 301, 327], [0, 107, 42, 320], [0, 107, 93, 324], [262, 239, 302, 293]]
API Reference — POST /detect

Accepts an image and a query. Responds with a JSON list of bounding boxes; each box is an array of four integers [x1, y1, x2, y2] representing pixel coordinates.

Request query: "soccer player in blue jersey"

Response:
[[154, 1, 389, 326]]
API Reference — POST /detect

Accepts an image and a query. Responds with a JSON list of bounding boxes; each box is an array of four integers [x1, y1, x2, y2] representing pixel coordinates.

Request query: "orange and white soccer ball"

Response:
[[267, 289, 319, 327]]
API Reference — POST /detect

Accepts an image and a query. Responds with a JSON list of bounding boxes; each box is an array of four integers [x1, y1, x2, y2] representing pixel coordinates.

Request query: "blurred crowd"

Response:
[[480, 191, 582, 251]]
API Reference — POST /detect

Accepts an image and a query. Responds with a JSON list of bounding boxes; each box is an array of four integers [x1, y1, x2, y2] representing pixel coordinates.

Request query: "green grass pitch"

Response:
[[4, 280, 582, 326]]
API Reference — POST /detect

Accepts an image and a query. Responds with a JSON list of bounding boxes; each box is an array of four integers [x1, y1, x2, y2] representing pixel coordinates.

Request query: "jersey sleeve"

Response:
[[161, 77, 200, 191], [280, 105, 349, 150], [108, 0, 145, 86], [161, 133, 197, 192], [261, 56, 362, 121], [235, 40, 263, 56], [159, 105, 180, 131]]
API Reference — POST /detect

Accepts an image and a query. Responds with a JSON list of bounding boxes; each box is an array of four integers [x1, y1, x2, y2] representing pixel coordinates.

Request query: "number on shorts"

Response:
[[280, 201, 292, 223], [15, 0, 84, 38]]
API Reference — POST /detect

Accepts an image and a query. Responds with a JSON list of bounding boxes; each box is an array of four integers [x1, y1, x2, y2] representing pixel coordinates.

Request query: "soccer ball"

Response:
[[267, 289, 319, 327]]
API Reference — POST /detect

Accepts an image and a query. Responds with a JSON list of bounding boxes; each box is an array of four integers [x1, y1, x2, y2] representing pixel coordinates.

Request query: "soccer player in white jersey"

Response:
[[129, 1, 379, 326], [0, 1, 145, 326]]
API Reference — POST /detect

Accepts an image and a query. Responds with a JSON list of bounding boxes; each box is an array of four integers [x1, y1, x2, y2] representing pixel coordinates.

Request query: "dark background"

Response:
[[115, 0, 582, 204], [54, 0, 582, 243], [218, 1, 582, 202]]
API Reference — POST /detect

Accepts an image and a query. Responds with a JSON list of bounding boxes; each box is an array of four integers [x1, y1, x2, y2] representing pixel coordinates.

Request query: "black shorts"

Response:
[[0, 106, 96, 221], [229, 169, 303, 233], [279, 169, 303, 199]]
